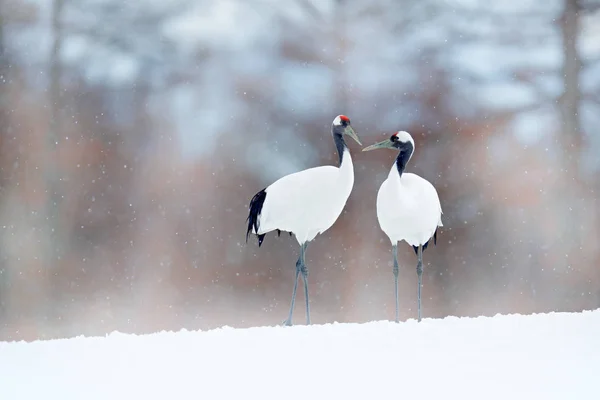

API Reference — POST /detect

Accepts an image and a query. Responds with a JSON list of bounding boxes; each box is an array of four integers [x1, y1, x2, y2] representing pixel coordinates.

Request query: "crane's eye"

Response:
[[390, 135, 398, 142]]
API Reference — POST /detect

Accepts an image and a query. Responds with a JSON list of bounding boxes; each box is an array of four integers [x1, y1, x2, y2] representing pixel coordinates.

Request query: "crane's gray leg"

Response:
[[392, 244, 399, 323], [417, 244, 423, 322], [300, 242, 310, 325], [282, 253, 301, 326]]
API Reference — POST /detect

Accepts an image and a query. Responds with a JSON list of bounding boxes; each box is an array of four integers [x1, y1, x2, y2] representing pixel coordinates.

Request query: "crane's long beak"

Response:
[[344, 126, 362, 146], [362, 139, 394, 151]]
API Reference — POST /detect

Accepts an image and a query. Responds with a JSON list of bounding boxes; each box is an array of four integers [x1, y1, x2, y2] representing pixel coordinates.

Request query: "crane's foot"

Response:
[[282, 318, 293, 327]]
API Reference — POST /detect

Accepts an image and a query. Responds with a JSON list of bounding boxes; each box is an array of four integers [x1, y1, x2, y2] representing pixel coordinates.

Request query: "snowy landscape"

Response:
[[1, 0, 600, 397], [1, 310, 599, 399]]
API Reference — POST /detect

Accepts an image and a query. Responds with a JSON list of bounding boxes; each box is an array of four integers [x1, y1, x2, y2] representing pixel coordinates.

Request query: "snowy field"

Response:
[[1, 310, 599, 400]]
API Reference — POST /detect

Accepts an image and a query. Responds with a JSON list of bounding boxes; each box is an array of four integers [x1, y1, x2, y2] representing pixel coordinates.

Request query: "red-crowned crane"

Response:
[[246, 115, 361, 326], [362, 130, 442, 323]]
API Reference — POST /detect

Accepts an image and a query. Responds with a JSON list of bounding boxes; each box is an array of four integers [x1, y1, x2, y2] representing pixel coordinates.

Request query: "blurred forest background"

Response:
[[0, 0, 599, 341]]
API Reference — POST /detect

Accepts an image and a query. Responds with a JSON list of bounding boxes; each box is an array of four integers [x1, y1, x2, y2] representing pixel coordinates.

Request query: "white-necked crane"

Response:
[[362, 130, 442, 323], [246, 115, 362, 326]]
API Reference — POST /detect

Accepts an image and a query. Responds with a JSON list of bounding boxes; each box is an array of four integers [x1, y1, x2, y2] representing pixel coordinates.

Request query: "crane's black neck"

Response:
[[395, 142, 414, 177], [333, 132, 347, 166]]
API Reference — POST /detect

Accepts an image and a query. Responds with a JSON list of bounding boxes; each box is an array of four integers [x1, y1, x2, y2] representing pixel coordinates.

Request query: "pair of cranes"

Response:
[[246, 115, 442, 325]]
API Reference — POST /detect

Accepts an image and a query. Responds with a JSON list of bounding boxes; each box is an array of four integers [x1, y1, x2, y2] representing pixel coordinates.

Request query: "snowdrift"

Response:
[[1, 310, 599, 399]]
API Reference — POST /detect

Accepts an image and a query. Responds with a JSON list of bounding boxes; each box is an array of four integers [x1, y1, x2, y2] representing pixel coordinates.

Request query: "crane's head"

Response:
[[332, 115, 362, 146], [362, 130, 415, 155]]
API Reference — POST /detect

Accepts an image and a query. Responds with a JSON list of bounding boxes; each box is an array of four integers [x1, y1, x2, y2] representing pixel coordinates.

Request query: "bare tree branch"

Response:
[[295, 0, 325, 24], [580, 0, 600, 12]]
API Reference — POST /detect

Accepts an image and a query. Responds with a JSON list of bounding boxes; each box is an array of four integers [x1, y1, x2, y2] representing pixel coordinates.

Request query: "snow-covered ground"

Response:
[[1, 310, 599, 399]]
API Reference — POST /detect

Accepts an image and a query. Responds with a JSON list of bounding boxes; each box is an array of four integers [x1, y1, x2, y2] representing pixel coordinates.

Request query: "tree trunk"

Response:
[[557, 0, 583, 262], [560, 0, 582, 172], [42, 0, 66, 321], [0, 1, 7, 117], [50, 0, 64, 143], [0, 0, 7, 319], [334, 0, 348, 113], [46, 0, 65, 265]]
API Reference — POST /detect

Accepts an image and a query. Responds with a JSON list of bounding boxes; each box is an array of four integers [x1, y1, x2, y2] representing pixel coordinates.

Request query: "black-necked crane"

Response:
[[362, 130, 442, 323], [246, 115, 362, 326]]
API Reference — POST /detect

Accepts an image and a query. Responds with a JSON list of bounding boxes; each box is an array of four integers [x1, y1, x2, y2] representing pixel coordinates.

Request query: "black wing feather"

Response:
[[246, 188, 267, 246]]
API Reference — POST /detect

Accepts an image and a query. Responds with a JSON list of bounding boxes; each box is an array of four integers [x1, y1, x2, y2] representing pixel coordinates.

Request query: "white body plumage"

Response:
[[376, 169, 443, 247], [365, 130, 442, 248], [256, 148, 354, 244]]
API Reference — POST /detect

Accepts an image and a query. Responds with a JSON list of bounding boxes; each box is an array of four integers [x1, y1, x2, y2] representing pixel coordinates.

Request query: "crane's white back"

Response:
[[257, 148, 354, 244]]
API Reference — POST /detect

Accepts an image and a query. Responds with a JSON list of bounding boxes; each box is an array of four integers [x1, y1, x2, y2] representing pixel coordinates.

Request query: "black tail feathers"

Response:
[[246, 188, 267, 246]]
